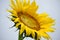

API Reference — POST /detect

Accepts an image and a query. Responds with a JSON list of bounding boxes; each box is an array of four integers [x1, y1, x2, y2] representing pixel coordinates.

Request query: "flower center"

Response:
[[17, 12, 40, 31]]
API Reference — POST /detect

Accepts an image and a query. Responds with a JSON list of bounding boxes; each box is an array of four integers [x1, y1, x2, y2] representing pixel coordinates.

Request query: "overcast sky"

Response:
[[0, 0, 60, 40]]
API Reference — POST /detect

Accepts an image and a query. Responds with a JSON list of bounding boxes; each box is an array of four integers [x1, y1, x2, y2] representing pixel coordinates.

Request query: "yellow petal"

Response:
[[37, 12, 48, 18], [40, 23, 54, 28], [40, 17, 54, 25], [10, 0, 18, 11], [10, 0, 15, 6], [40, 32, 50, 40], [20, 24, 25, 35], [8, 10, 18, 17], [28, 0, 30, 5], [32, 31, 35, 38], [23, 0, 28, 6], [25, 27, 31, 36], [40, 28, 55, 32]]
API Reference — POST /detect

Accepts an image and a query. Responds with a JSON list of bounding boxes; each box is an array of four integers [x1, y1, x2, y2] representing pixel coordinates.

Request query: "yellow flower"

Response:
[[8, 0, 55, 40]]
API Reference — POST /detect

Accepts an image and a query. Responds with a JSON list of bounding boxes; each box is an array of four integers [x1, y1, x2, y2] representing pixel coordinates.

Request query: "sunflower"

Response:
[[8, 0, 55, 40]]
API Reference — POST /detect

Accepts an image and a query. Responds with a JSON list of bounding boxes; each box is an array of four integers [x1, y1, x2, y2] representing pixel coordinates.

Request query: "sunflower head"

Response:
[[8, 0, 55, 40]]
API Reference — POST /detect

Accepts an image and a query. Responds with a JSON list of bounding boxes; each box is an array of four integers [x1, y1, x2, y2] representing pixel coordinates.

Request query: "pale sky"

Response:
[[0, 0, 60, 40]]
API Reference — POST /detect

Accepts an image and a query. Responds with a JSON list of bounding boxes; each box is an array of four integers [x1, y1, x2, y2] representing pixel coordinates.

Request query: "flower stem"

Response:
[[18, 31, 23, 40]]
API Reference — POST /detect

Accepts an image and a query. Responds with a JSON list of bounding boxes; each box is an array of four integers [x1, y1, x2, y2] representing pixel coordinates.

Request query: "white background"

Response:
[[0, 0, 60, 40]]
